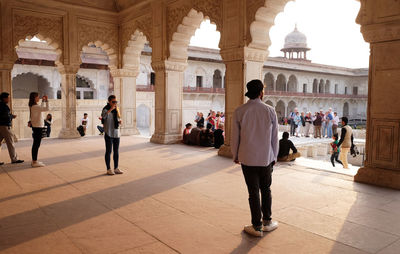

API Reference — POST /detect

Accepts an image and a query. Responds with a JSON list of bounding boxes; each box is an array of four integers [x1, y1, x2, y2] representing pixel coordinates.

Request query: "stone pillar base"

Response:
[[218, 144, 233, 158], [354, 166, 400, 190], [58, 128, 81, 139], [150, 133, 182, 144], [121, 127, 140, 136]]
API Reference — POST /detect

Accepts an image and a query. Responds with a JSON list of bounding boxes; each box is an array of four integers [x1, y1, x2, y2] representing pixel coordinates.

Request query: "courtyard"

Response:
[[0, 136, 399, 254]]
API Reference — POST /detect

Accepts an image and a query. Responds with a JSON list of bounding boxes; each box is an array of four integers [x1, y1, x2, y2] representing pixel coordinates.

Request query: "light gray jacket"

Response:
[[231, 98, 279, 167]]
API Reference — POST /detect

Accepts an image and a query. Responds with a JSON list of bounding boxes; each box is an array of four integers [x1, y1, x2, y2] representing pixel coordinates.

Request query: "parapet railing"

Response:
[[264, 90, 368, 99], [136, 85, 225, 94]]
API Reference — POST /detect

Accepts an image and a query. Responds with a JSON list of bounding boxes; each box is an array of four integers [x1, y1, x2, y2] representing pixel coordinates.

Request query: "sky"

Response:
[[189, 0, 369, 68]]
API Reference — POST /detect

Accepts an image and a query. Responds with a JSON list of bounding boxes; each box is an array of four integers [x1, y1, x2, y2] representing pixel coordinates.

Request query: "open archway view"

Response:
[[260, 0, 369, 176]]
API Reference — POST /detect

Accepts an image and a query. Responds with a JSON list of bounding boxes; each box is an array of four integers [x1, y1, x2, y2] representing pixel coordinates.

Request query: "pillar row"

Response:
[[150, 60, 187, 144], [111, 69, 140, 136]]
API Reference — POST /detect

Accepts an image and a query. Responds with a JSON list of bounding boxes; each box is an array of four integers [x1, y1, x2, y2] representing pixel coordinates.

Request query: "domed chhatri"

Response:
[[281, 25, 311, 61]]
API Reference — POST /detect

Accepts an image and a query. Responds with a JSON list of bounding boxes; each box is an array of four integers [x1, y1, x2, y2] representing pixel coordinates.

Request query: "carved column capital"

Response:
[[151, 60, 188, 72], [0, 62, 14, 71], [110, 68, 139, 78], [361, 22, 400, 43], [220, 47, 268, 63], [58, 65, 80, 75]]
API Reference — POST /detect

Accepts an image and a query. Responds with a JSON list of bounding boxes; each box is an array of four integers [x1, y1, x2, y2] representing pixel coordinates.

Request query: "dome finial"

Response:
[[295, 23, 298, 31]]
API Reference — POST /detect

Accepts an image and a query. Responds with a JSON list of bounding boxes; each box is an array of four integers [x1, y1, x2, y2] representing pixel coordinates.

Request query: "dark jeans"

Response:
[[104, 134, 120, 170], [241, 164, 273, 228], [32, 128, 43, 161], [330, 152, 343, 167], [290, 122, 296, 136]]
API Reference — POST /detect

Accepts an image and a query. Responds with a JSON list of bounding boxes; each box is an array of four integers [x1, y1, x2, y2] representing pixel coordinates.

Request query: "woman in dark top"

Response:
[[213, 123, 224, 149], [199, 123, 214, 147], [196, 113, 205, 128], [44, 113, 52, 137]]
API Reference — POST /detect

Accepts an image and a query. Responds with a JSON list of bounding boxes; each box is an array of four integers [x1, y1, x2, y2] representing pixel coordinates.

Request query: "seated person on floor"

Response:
[[278, 132, 301, 162], [199, 123, 214, 147], [182, 123, 192, 144], [213, 123, 224, 149], [188, 123, 203, 145]]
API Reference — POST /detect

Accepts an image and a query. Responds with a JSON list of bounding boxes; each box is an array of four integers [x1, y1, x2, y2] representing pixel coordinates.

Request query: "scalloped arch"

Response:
[[123, 30, 148, 71], [15, 33, 63, 66], [81, 41, 117, 71]]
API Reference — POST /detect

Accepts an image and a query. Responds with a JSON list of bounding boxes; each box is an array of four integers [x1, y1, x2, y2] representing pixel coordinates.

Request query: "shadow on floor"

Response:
[[0, 157, 228, 251]]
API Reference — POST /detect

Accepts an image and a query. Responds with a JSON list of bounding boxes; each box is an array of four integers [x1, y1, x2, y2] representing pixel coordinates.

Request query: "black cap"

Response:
[[245, 80, 264, 98]]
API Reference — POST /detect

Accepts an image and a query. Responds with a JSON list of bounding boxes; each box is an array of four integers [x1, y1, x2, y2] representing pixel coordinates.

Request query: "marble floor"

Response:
[[0, 136, 399, 254]]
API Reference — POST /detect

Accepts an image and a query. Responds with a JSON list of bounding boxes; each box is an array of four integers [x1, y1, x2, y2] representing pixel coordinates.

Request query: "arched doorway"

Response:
[[213, 69, 222, 89], [265, 100, 273, 107], [287, 75, 298, 92], [275, 100, 286, 122], [264, 72, 274, 91], [313, 79, 318, 93], [287, 101, 297, 116], [319, 79, 325, 93], [12, 73, 55, 99], [276, 74, 287, 92], [343, 102, 349, 118], [325, 80, 331, 94]]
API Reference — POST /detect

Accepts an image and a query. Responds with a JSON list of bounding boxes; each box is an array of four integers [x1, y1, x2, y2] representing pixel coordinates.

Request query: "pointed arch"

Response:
[[287, 75, 298, 92], [264, 72, 274, 91], [313, 79, 318, 93], [276, 74, 287, 92]]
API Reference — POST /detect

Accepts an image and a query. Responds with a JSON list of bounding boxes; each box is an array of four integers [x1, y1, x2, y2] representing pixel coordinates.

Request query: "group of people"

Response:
[[277, 115, 354, 170], [194, 110, 225, 130], [0, 92, 123, 176], [286, 108, 341, 139], [230, 79, 356, 238], [182, 122, 224, 149]]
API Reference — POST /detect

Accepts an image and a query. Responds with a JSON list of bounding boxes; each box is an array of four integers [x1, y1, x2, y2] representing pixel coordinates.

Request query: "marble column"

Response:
[[150, 60, 187, 144], [111, 69, 140, 136], [354, 20, 400, 189], [58, 65, 80, 139], [218, 47, 267, 157]]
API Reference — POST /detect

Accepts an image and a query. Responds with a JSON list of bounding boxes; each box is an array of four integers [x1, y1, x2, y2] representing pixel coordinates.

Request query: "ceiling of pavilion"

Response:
[[55, 0, 145, 12]]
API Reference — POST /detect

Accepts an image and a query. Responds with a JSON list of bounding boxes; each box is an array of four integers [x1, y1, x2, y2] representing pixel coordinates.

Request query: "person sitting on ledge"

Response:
[[213, 123, 224, 149], [188, 123, 203, 146], [199, 123, 214, 147], [182, 123, 192, 144], [277, 132, 301, 162]]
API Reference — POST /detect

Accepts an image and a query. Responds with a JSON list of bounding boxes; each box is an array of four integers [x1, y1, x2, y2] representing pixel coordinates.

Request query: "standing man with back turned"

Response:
[[231, 80, 279, 237]]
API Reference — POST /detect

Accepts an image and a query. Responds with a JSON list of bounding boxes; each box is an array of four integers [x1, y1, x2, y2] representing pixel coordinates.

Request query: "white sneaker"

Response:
[[114, 168, 123, 174], [263, 220, 279, 232], [107, 169, 115, 175], [31, 161, 45, 167], [243, 225, 263, 237]]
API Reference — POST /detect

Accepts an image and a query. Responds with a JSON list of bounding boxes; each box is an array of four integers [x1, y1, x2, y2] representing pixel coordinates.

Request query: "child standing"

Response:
[[330, 133, 343, 167]]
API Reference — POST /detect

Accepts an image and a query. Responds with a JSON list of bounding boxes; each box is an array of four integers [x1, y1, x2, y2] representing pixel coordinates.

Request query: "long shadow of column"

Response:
[[0, 158, 228, 251]]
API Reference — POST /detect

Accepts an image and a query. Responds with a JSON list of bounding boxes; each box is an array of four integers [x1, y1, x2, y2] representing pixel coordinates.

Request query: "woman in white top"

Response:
[[29, 92, 49, 167]]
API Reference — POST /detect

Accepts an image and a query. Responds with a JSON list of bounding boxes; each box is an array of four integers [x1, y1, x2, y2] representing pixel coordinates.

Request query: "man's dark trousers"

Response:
[[241, 164, 273, 228]]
